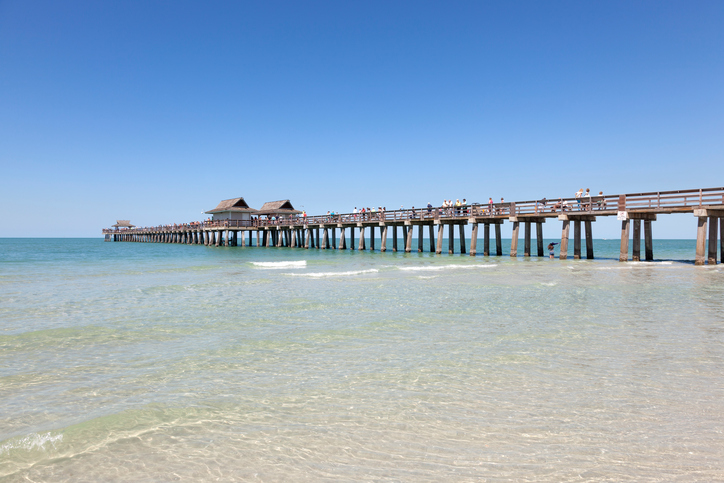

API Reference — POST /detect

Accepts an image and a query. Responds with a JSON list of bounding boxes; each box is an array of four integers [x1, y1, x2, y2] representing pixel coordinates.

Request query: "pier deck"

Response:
[[103, 187, 724, 265]]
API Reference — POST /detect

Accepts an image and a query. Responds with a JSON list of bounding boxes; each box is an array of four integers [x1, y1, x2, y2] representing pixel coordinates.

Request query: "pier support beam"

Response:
[[483, 224, 490, 256], [448, 224, 454, 254], [315, 228, 320, 249], [536, 222, 544, 257], [305, 228, 311, 249], [459, 225, 466, 254], [339, 227, 346, 250], [392, 225, 397, 252], [370, 226, 375, 251], [495, 224, 502, 256], [470, 223, 478, 256], [632, 220, 641, 261], [350, 226, 354, 250], [524, 222, 531, 257], [510, 221, 519, 257], [359, 227, 366, 250], [436, 224, 444, 254], [585, 221, 594, 259], [418, 225, 424, 252], [695, 216, 707, 265], [573, 220, 581, 259], [405, 225, 413, 252], [560, 219, 570, 260], [721, 218, 724, 264], [291, 229, 297, 248], [429, 225, 435, 252], [380, 226, 387, 252], [321, 228, 328, 249], [619, 219, 630, 262], [708, 216, 719, 265]]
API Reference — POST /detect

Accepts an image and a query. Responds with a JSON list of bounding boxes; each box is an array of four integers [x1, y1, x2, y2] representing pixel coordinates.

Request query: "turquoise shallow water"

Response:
[[1, 238, 723, 482]]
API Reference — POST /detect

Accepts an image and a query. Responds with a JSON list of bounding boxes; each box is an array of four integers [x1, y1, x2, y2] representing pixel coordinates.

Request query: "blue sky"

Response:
[[1, 1, 722, 238]]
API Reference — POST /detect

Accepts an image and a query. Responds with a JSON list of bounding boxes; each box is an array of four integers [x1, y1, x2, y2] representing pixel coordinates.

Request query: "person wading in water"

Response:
[[548, 242, 559, 259]]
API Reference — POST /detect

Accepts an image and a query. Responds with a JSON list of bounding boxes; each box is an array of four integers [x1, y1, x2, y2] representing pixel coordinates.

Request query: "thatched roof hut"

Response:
[[112, 220, 135, 228], [205, 197, 258, 221], [257, 200, 302, 217], [205, 197, 258, 215]]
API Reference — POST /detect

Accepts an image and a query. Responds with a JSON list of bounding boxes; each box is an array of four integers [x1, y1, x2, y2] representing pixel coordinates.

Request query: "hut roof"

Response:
[[205, 197, 258, 214], [257, 200, 301, 215], [112, 220, 135, 228]]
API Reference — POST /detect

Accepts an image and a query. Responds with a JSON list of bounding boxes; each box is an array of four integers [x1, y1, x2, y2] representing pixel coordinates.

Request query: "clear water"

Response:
[[1, 238, 723, 482]]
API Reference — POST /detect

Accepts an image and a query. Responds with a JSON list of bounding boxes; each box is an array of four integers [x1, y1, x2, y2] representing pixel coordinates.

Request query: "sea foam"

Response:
[[251, 261, 307, 269], [0, 432, 63, 456], [398, 264, 497, 272], [287, 269, 379, 278]]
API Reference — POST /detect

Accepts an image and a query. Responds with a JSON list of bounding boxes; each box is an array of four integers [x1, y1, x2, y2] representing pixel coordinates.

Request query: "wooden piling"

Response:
[[418, 225, 424, 252], [470, 224, 478, 256], [560, 220, 570, 260], [448, 224, 454, 254], [619, 219, 629, 262], [708, 216, 718, 265], [632, 220, 641, 261], [429, 225, 435, 252], [321, 228, 328, 249], [370, 226, 375, 251], [392, 225, 398, 252], [316, 228, 321, 249], [524, 222, 531, 257], [536, 222, 544, 257], [405, 225, 413, 252], [339, 227, 346, 250], [510, 221, 519, 257], [483, 224, 490, 256], [359, 227, 366, 250], [695, 216, 707, 265], [459, 224, 466, 254], [380, 226, 387, 252], [350, 226, 355, 250], [495, 223, 502, 256], [585, 221, 594, 259], [573, 220, 581, 259], [436, 224, 444, 254], [720, 218, 724, 264]]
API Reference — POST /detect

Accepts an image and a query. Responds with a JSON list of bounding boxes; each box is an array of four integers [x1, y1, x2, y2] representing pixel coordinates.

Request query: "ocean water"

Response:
[[1, 238, 723, 482]]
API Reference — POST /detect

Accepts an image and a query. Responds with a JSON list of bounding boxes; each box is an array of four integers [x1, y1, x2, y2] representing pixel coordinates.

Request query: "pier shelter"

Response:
[[105, 220, 135, 241], [205, 197, 258, 223], [112, 220, 135, 229], [257, 200, 301, 221]]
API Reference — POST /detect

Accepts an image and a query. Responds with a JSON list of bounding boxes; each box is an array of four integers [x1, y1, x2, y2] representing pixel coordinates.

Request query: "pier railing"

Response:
[[104, 187, 724, 234]]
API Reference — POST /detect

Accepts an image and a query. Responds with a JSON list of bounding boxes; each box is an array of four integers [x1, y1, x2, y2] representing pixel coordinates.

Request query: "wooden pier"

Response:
[[103, 187, 724, 265]]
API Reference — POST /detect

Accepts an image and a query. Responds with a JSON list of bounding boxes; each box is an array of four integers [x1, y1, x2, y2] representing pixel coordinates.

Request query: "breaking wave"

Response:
[[251, 261, 307, 269]]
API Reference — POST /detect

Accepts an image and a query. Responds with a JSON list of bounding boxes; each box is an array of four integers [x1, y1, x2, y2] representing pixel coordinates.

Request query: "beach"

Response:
[[1, 238, 723, 481]]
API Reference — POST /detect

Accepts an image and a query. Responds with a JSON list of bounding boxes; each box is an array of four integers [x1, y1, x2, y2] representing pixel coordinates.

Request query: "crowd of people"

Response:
[[114, 190, 614, 234]]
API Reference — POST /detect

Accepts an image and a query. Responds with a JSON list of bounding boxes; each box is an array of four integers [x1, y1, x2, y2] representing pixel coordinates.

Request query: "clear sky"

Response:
[[1, 1, 722, 238]]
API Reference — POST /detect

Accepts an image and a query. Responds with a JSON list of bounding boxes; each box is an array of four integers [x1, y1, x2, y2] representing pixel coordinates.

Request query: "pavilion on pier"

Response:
[[205, 197, 258, 222]]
